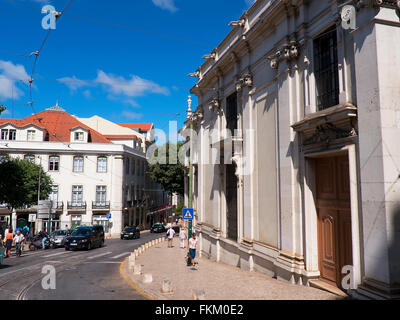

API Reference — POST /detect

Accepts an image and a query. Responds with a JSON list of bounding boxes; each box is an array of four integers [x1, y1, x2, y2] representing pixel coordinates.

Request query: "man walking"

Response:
[[166, 227, 175, 248], [13, 229, 25, 257]]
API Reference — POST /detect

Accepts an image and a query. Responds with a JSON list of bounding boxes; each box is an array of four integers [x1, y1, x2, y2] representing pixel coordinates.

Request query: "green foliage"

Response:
[[148, 142, 185, 196], [0, 157, 53, 210], [173, 202, 186, 218], [0, 105, 6, 115]]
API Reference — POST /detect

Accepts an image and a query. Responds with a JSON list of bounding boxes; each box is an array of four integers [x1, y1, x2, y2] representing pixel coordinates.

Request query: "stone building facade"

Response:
[[183, 0, 400, 299]]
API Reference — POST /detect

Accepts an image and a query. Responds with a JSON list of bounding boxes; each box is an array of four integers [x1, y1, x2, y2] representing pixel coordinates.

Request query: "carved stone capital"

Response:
[[208, 98, 223, 115], [267, 41, 301, 70], [235, 74, 253, 91]]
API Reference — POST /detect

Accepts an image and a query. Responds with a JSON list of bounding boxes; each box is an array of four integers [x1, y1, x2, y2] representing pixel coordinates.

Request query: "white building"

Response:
[[0, 105, 168, 236], [184, 0, 400, 299]]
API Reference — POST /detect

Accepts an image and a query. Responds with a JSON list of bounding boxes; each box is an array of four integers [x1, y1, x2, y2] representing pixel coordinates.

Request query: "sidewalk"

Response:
[[122, 237, 341, 300]]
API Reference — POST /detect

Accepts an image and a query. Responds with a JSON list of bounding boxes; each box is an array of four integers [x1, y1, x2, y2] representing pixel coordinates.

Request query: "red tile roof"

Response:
[[105, 135, 142, 142], [118, 123, 153, 131], [0, 108, 112, 144]]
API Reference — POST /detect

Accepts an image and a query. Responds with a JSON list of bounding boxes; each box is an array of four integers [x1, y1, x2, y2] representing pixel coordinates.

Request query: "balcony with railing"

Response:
[[67, 201, 87, 210], [54, 202, 64, 211], [92, 201, 110, 210]]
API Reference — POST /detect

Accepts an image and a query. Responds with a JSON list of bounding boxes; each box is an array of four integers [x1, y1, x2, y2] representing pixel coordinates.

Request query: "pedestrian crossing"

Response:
[[4, 249, 132, 262]]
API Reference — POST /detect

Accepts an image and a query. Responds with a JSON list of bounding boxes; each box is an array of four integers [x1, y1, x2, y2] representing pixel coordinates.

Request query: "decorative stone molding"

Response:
[[235, 74, 253, 91], [267, 41, 300, 70], [208, 98, 223, 115], [302, 122, 357, 146]]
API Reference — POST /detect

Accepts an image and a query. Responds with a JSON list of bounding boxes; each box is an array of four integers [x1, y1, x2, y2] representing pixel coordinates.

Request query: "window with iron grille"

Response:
[[313, 27, 339, 111]]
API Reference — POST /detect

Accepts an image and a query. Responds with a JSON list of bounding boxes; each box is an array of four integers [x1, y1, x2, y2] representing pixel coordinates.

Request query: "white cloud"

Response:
[[58, 76, 89, 92], [95, 70, 170, 97], [122, 111, 143, 120], [0, 60, 29, 100], [152, 0, 178, 13]]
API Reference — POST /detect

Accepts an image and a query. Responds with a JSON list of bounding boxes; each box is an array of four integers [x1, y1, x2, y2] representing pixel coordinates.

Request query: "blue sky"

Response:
[[0, 0, 255, 134]]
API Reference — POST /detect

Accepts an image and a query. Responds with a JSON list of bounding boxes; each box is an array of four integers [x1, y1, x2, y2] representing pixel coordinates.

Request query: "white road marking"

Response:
[[0, 261, 62, 278], [87, 252, 112, 260], [110, 252, 131, 259], [83, 261, 121, 264], [42, 251, 69, 258]]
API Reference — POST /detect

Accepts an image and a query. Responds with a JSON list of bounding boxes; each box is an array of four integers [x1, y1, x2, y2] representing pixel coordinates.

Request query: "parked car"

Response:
[[120, 226, 140, 240], [50, 230, 71, 248], [65, 226, 104, 251], [150, 223, 166, 233]]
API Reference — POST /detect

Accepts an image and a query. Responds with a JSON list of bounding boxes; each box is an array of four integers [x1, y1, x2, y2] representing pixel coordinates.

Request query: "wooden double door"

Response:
[[315, 155, 353, 288]]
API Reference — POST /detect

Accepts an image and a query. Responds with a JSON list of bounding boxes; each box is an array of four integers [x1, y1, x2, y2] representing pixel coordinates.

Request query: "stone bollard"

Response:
[[141, 245, 146, 252], [145, 243, 149, 250], [128, 259, 136, 271], [133, 264, 142, 275], [143, 274, 153, 284], [137, 248, 142, 255], [152, 240, 156, 246], [161, 279, 173, 294], [192, 289, 206, 300], [134, 249, 139, 257]]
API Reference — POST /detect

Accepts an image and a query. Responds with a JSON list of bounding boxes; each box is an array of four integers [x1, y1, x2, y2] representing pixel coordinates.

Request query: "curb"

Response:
[[119, 236, 166, 300], [120, 258, 157, 300]]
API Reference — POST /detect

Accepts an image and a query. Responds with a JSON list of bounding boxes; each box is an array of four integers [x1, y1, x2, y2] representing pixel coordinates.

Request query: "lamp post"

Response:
[[186, 96, 194, 240]]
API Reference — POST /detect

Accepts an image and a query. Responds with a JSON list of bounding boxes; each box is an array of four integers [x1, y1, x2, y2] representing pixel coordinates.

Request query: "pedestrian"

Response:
[[40, 230, 48, 250], [188, 232, 198, 267], [166, 227, 175, 248], [3, 228, 13, 258], [179, 228, 187, 249], [13, 229, 25, 257]]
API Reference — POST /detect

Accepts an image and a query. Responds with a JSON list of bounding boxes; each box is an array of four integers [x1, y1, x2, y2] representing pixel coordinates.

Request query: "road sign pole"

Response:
[[187, 96, 194, 241]]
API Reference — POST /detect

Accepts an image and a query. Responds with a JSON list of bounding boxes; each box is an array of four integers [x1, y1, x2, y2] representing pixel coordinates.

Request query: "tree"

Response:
[[0, 157, 53, 211], [0, 105, 6, 115], [148, 142, 185, 196]]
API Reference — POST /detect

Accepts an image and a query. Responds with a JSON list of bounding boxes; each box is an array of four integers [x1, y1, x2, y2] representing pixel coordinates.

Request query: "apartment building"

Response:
[[0, 104, 168, 236]]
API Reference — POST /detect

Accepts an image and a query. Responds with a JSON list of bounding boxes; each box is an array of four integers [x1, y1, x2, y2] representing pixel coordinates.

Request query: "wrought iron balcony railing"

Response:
[[92, 201, 110, 210]]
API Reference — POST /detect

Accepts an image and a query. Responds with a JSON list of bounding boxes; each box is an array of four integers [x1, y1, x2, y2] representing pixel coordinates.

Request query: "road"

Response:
[[0, 231, 163, 300]]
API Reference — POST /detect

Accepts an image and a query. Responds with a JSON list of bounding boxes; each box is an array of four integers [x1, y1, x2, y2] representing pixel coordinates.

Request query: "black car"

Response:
[[65, 226, 105, 251], [120, 226, 140, 240], [150, 223, 166, 233]]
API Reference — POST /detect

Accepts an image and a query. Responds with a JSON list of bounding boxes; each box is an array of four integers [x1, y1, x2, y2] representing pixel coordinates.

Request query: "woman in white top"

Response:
[[179, 228, 187, 249], [188, 233, 198, 267]]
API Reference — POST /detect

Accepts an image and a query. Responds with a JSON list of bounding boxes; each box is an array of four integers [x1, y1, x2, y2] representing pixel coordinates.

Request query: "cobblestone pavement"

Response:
[[123, 238, 342, 300]]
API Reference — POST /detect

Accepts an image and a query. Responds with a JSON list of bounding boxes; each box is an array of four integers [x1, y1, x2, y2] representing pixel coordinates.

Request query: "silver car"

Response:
[[50, 230, 71, 248]]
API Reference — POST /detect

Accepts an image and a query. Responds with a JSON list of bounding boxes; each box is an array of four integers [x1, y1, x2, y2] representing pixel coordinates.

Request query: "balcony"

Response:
[[54, 202, 64, 211], [92, 201, 110, 210], [67, 201, 87, 210]]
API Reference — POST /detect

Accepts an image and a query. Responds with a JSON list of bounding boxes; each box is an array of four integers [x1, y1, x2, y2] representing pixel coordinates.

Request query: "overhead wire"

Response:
[[3, 0, 212, 47]]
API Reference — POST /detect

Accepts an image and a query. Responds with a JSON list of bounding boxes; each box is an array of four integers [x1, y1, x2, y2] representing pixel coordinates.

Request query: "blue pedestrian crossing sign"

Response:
[[106, 213, 112, 219], [182, 208, 194, 220]]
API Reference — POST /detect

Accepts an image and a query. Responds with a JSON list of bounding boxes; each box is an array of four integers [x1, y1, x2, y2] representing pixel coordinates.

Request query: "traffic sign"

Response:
[[182, 208, 194, 220], [106, 213, 112, 219]]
